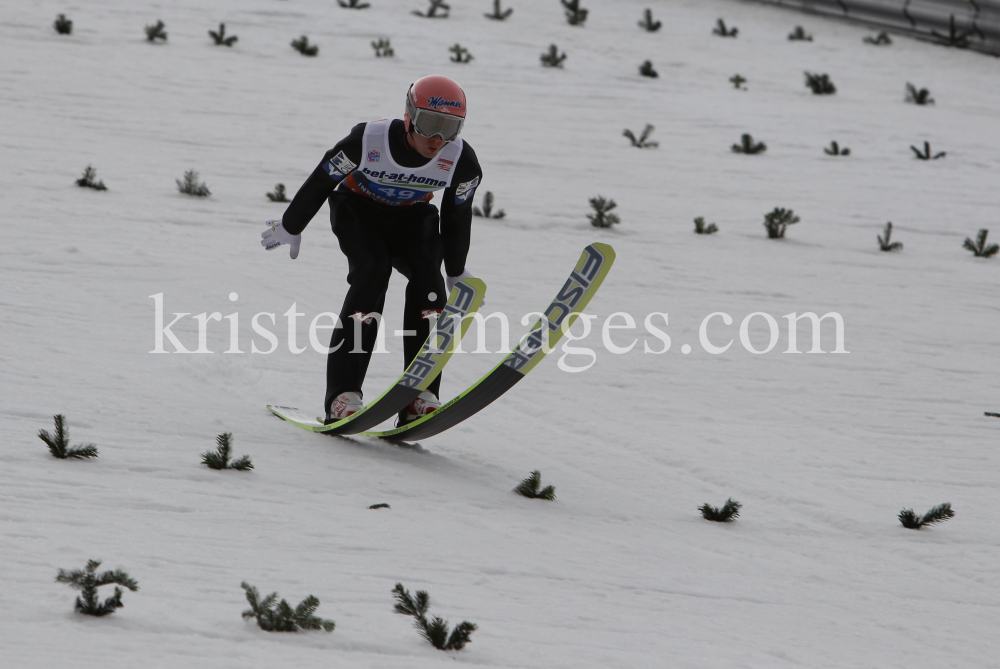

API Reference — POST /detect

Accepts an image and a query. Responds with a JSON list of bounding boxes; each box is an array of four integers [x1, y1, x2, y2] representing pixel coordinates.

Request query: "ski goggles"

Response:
[[406, 96, 464, 142]]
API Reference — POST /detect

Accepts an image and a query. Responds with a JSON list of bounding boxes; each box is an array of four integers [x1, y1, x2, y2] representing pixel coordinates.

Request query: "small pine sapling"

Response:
[[145, 20, 167, 42], [76, 165, 107, 191], [824, 140, 850, 156], [878, 222, 903, 251], [562, 0, 588, 26], [54, 14, 73, 35], [371, 38, 394, 57], [731, 133, 766, 155], [56, 560, 138, 616], [963, 229, 999, 258], [729, 74, 747, 89], [291, 35, 318, 56], [449, 44, 473, 63], [985, 412, 1000, 418], [540, 44, 567, 68], [472, 191, 506, 218], [392, 583, 477, 651], [369, 503, 391, 509], [202, 433, 253, 471], [898, 503, 954, 529], [39, 414, 98, 459], [484, 0, 513, 20], [338, 0, 371, 8], [267, 184, 289, 202], [209, 23, 238, 47], [638, 60, 658, 78], [910, 141, 945, 160], [763, 207, 800, 239], [413, 0, 450, 18], [699, 498, 742, 522], [713, 19, 738, 37], [694, 217, 718, 235], [639, 9, 662, 32], [514, 470, 556, 500], [587, 196, 620, 228], [863, 31, 892, 45], [177, 170, 211, 196], [623, 124, 658, 148], [241, 582, 335, 632], [905, 83, 934, 105], [931, 15, 974, 48], [804, 72, 836, 94], [788, 26, 813, 41]]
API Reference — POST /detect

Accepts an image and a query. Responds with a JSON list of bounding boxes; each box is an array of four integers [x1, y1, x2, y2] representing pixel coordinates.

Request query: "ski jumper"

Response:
[[281, 119, 483, 415]]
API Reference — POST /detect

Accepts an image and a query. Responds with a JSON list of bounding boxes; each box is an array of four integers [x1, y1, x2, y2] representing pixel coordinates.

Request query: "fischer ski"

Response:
[[267, 278, 486, 435], [364, 242, 615, 441]]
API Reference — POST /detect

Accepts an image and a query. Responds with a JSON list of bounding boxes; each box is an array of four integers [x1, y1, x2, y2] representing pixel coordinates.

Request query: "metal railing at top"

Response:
[[741, 0, 1000, 55]]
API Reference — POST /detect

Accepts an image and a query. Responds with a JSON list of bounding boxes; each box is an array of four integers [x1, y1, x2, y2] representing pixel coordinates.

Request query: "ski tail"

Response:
[[267, 277, 486, 434], [367, 243, 615, 441]]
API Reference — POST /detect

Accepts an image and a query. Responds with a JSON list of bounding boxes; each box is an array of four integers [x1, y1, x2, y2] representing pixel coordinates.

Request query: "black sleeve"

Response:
[[281, 123, 365, 235], [439, 140, 483, 278]]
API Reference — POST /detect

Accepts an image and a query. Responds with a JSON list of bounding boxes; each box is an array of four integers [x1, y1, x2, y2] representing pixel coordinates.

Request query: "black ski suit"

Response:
[[281, 119, 483, 414]]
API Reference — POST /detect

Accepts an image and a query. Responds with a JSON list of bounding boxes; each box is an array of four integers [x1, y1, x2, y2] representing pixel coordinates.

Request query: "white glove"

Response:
[[261, 220, 301, 259], [446, 268, 484, 306]]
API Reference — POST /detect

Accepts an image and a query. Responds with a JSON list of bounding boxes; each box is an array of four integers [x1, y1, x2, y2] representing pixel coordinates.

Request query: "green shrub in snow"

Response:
[[788, 26, 812, 41], [588, 196, 620, 228], [639, 9, 662, 32], [931, 15, 975, 48], [484, 0, 513, 20], [338, 0, 371, 8], [39, 414, 98, 459], [699, 498, 742, 522], [291, 35, 318, 56], [623, 124, 658, 148], [731, 133, 765, 155], [202, 433, 253, 471], [145, 20, 167, 42], [763, 207, 799, 239], [562, 0, 588, 26], [392, 583, 477, 650], [54, 14, 72, 35], [76, 165, 107, 191], [639, 60, 658, 78], [209, 23, 238, 47], [472, 191, 505, 219], [177, 170, 210, 197], [267, 184, 289, 202], [713, 19, 738, 37], [241, 582, 335, 632], [910, 141, 945, 160], [540, 44, 567, 68], [878, 222, 903, 251], [824, 141, 850, 156], [371, 38, 393, 57], [729, 74, 747, 89], [694, 217, 718, 235], [514, 470, 556, 500], [905, 83, 934, 105], [863, 31, 892, 45], [898, 503, 954, 529], [56, 560, 138, 616], [805, 72, 835, 94], [449, 44, 473, 63], [413, 0, 449, 18], [963, 229, 999, 257]]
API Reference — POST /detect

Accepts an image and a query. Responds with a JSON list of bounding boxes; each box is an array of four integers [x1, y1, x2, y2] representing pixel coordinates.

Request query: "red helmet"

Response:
[[404, 75, 466, 141]]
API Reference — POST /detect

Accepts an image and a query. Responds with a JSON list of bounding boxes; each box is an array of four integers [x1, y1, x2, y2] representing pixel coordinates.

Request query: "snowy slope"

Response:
[[2, 0, 999, 667]]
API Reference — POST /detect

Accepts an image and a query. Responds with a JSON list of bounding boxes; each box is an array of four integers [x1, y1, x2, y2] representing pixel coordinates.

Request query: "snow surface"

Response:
[[2, 0, 999, 667]]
